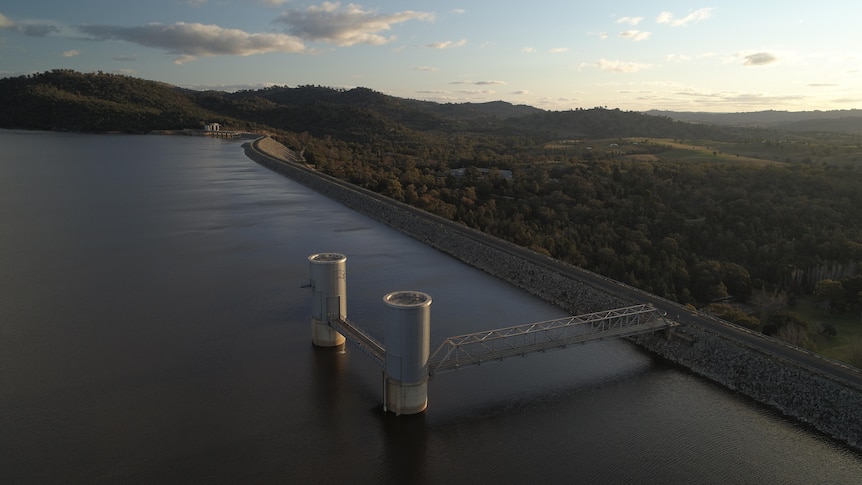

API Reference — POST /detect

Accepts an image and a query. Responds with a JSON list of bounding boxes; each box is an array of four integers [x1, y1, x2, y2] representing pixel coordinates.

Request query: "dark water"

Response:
[[1, 130, 860, 484]]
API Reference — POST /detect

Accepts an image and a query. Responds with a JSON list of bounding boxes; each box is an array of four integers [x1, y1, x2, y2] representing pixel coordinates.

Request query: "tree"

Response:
[[763, 310, 811, 348], [814, 279, 846, 313], [721, 263, 752, 303], [705, 303, 760, 329]]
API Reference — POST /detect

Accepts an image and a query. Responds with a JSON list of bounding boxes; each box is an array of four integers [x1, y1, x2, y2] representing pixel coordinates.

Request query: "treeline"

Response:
[[274, 131, 862, 314]]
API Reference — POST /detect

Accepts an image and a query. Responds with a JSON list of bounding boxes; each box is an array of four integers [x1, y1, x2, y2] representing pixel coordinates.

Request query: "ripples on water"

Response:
[[1, 130, 860, 483]]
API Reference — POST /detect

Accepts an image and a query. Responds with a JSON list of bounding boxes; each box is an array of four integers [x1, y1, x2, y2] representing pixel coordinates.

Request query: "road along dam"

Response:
[[244, 136, 862, 451]]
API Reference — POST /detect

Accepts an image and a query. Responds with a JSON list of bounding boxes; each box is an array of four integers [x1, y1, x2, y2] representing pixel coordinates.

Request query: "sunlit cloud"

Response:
[[0, 13, 60, 36], [276, 2, 434, 47], [595, 58, 652, 73], [455, 89, 495, 95], [427, 39, 467, 49], [619, 30, 651, 41], [62, 49, 80, 57], [79, 22, 305, 64], [617, 16, 643, 26], [0, 13, 14, 29], [657, 8, 712, 27]]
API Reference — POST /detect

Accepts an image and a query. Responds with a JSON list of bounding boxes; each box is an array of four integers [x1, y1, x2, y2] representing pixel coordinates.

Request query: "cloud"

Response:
[[427, 39, 467, 49], [450, 80, 506, 85], [549, 47, 569, 53], [512, 90, 530, 95], [113, 55, 137, 61], [522, 47, 535, 53], [595, 58, 652, 73], [743, 52, 777, 66], [807, 83, 837, 87], [0, 13, 60, 36], [452, 9, 465, 14], [619, 30, 651, 41], [276, 2, 434, 46], [617, 16, 643, 26], [62, 49, 80, 57], [414, 66, 438, 71], [455, 89, 495, 95], [79, 22, 305, 63], [657, 8, 712, 27]]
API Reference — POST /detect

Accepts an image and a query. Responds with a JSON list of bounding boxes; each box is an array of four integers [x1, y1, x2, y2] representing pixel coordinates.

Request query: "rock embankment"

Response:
[[245, 136, 862, 451]]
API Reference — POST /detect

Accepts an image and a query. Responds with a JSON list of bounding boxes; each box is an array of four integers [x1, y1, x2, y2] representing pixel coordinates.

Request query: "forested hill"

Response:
[[648, 109, 862, 134], [1, 70, 732, 142]]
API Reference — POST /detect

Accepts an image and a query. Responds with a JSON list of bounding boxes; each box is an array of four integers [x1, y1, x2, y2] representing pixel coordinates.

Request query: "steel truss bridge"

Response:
[[329, 304, 675, 376]]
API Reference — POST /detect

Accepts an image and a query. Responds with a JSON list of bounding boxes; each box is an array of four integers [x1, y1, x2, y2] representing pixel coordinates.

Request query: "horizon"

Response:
[[2, 2, 861, 113]]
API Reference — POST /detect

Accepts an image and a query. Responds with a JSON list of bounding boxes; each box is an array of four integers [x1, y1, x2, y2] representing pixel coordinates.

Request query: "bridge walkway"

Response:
[[427, 304, 674, 376], [327, 304, 675, 376]]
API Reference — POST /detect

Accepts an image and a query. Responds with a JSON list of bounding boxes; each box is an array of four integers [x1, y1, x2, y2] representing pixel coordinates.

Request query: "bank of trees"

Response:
[[276, 131, 862, 327]]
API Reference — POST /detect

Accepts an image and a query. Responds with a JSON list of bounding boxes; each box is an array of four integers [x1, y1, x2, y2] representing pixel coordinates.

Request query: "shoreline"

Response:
[[245, 136, 862, 452]]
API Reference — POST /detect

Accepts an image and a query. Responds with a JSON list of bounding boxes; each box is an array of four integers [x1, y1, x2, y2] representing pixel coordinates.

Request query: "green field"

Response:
[[793, 298, 862, 364]]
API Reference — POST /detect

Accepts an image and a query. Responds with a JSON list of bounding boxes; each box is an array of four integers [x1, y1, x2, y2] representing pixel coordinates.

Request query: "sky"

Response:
[[1, 1, 861, 112]]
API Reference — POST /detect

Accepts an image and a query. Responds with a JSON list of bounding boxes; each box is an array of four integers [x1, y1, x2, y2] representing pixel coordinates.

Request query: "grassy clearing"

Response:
[[640, 138, 781, 165], [793, 298, 862, 364]]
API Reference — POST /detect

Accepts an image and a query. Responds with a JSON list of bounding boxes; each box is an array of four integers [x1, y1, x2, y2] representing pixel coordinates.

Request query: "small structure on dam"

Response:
[[306, 253, 674, 415]]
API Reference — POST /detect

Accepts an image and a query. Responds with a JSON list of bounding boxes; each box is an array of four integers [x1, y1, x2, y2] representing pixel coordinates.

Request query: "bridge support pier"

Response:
[[308, 253, 347, 347], [383, 291, 432, 415]]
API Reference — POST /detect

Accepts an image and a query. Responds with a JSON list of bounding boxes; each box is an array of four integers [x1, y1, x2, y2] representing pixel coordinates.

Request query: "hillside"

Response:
[[648, 109, 862, 134], [1, 70, 732, 142]]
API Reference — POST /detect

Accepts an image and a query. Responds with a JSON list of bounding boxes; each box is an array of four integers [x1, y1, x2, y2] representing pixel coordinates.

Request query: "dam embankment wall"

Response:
[[245, 136, 862, 450]]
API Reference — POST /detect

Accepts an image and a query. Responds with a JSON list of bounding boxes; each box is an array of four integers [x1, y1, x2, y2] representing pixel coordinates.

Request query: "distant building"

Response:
[[205, 122, 222, 132]]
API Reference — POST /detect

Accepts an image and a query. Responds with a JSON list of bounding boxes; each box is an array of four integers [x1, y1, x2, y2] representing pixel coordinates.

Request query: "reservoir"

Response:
[[1, 130, 860, 483]]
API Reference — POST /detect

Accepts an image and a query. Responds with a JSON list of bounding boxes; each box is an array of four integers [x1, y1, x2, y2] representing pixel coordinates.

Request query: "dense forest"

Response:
[[3, 70, 862, 362]]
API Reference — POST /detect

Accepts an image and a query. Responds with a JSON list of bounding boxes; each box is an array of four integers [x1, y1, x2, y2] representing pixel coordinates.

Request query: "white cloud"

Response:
[[619, 30, 651, 41], [550, 47, 569, 53], [62, 49, 80, 57], [657, 8, 712, 27], [452, 9, 465, 14], [617, 16, 643, 26], [79, 22, 305, 63], [276, 2, 434, 47], [596, 58, 652, 73], [427, 39, 467, 49], [522, 47, 535, 53]]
